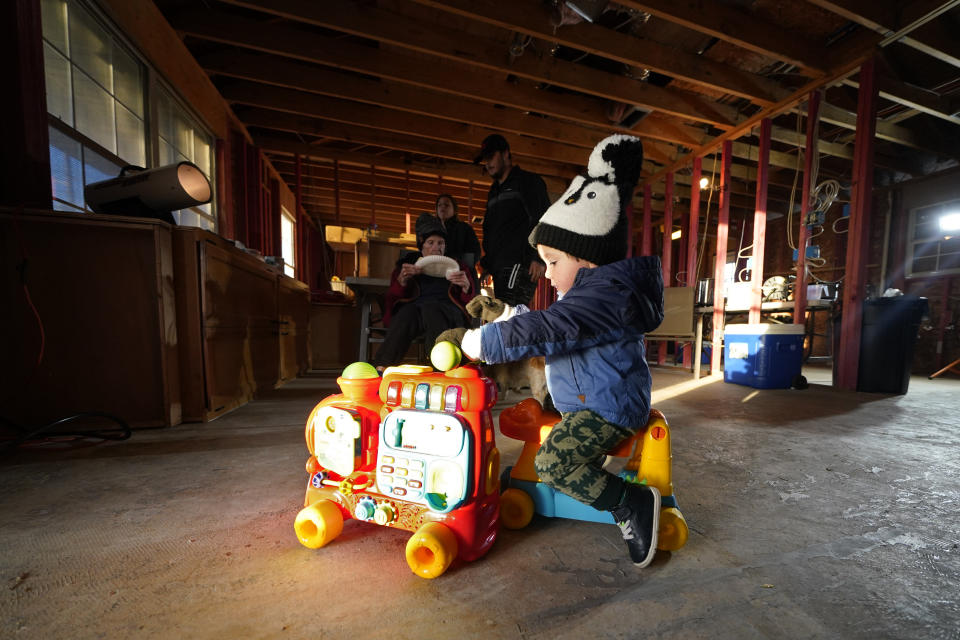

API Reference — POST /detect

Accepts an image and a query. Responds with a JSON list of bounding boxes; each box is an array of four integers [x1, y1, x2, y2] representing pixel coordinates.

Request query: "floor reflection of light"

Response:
[[651, 373, 722, 404]]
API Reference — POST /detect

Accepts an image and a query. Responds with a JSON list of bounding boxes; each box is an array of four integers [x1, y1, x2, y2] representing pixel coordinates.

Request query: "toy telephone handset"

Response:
[[377, 409, 472, 513], [310, 406, 366, 478]]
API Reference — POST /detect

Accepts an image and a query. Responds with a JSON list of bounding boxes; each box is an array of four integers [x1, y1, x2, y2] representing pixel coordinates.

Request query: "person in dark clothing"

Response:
[[370, 213, 476, 370], [474, 134, 551, 306], [434, 193, 481, 269]]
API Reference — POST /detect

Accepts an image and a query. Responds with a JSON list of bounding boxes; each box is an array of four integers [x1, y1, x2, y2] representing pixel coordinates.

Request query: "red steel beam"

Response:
[[295, 153, 303, 279], [683, 157, 702, 368], [837, 57, 879, 391], [794, 90, 822, 325], [749, 118, 771, 324], [711, 141, 733, 375], [642, 183, 653, 255], [660, 173, 674, 365]]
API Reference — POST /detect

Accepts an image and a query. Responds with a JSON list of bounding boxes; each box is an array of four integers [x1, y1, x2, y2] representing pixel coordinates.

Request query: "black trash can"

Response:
[[857, 295, 928, 394]]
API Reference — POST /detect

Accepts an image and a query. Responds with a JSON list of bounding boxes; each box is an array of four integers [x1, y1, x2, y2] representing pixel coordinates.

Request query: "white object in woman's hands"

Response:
[[415, 255, 459, 277]]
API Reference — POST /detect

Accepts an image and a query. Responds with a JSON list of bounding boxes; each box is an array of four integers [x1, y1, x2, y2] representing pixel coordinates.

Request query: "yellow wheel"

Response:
[[657, 507, 689, 551], [405, 522, 459, 579], [294, 500, 344, 549], [499, 488, 535, 530]]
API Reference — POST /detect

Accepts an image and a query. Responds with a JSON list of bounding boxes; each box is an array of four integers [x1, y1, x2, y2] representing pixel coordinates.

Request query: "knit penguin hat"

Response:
[[529, 134, 644, 266]]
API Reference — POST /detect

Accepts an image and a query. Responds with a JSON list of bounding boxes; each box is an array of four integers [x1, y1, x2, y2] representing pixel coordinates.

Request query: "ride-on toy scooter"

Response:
[[497, 397, 688, 552]]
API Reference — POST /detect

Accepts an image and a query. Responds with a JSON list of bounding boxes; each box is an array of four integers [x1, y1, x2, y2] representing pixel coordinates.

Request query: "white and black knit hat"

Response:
[[529, 134, 643, 266]]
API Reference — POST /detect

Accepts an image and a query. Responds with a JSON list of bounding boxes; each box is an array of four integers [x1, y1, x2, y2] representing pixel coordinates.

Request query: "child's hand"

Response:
[[435, 328, 467, 349], [467, 295, 506, 322]]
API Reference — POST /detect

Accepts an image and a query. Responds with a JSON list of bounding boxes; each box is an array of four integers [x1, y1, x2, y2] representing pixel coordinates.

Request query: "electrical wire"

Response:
[[0, 412, 132, 453], [11, 212, 46, 370]]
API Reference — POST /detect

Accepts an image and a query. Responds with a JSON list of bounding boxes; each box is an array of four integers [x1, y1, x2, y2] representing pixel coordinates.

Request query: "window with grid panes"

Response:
[[40, 0, 215, 230], [280, 206, 296, 277], [156, 87, 216, 230], [907, 200, 960, 277]]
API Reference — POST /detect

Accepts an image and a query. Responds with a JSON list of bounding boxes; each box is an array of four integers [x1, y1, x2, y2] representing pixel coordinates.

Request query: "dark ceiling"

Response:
[[154, 0, 960, 235]]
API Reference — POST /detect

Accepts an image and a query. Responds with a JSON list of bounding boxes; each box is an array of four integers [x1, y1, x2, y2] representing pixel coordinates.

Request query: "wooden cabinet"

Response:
[[309, 302, 359, 370], [278, 276, 311, 382], [173, 228, 309, 421], [0, 209, 181, 428]]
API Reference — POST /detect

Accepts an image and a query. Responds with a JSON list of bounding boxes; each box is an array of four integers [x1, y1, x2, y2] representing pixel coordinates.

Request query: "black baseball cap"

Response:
[[473, 134, 509, 164]]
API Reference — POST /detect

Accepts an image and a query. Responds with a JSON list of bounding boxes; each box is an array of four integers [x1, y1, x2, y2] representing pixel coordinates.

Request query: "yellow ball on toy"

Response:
[[430, 341, 462, 372], [341, 361, 379, 379]]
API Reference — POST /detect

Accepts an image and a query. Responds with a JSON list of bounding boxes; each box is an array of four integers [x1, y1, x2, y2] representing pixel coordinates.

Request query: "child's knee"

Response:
[[534, 448, 562, 486]]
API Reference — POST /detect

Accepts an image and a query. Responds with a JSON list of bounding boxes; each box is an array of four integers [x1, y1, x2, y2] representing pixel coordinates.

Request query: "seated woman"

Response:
[[371, 213, 476, 370], [434, 193, 481, 269]]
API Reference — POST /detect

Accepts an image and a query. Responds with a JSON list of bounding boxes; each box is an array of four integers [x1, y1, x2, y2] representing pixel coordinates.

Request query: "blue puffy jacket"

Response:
[[480, 256, 663, 429]]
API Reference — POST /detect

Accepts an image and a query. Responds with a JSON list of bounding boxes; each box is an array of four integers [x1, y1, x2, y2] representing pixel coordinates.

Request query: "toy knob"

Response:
[[373, 504, 396, 526]]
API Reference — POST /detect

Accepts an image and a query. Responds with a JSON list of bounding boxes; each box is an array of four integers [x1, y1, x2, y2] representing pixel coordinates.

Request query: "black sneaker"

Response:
[[610, 483, 661, 568]]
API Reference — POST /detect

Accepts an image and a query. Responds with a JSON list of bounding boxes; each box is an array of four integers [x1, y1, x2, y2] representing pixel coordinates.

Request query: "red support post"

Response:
[[683, 158, 702, 368], [295, 154, 303, 280], [837, 57, 879, 391], [369, 166, 376, 227], [687, 157, 702, 286], [660, 173, 674, 365], [642, 183, 653, 255], [334, 160, 341, 225], [794, 90, 822, 325], [711, 141, 733, 376], [749, 118, 771, 324]]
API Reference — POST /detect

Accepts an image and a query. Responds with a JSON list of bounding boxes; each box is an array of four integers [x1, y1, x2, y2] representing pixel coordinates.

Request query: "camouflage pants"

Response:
[[533, 409, 636, 507]]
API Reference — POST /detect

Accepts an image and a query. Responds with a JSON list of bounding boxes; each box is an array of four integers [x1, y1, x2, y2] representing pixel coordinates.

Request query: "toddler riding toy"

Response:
[[294, 361, 500, 578], [497, 397, 689, 552]]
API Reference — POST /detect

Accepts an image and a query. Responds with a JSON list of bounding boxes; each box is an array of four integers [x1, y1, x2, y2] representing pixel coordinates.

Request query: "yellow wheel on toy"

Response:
[[500, 488, 535, 530], [405, 522, 459, 579], [657, 507, 688, 551], [294, 499, 344, 549]]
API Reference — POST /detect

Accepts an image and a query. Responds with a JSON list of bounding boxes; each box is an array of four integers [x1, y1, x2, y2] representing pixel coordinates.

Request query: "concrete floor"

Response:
[[2, 365, 959, 639]]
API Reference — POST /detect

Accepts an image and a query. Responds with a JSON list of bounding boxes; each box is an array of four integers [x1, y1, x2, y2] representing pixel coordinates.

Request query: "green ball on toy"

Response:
[[341, 361, 379, 379], [430, 341, 462, 372]]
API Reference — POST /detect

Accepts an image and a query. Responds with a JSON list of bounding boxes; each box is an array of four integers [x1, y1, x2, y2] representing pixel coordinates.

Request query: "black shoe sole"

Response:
[[634, 487, 661, 568]]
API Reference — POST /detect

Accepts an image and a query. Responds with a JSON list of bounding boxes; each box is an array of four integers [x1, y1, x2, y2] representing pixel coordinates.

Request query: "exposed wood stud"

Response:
[[837, 57, 880, 391], [794, 90, 823, 326]]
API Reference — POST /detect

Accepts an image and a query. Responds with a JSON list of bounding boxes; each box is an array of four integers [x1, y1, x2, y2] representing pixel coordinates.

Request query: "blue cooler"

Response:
[[724, 323, 805, 389]]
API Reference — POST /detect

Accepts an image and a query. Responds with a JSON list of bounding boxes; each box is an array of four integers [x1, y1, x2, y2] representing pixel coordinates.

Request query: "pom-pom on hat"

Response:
[[414, 212, 446, 249], [529, 134, 643, 266]]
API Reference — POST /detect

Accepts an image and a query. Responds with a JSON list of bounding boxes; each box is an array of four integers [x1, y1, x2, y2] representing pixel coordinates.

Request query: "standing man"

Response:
[[474, 134, 551, 306]]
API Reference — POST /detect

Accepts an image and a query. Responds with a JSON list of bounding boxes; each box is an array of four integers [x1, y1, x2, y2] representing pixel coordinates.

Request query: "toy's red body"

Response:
[[295, 364, 500, 577]]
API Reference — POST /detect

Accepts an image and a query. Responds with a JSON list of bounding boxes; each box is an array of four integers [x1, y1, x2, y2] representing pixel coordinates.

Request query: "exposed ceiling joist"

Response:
[[615, 0, 829, 72], [411, 0, 788, 105], [155, 0, 960, 236], [217, 0, 742, 128]]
